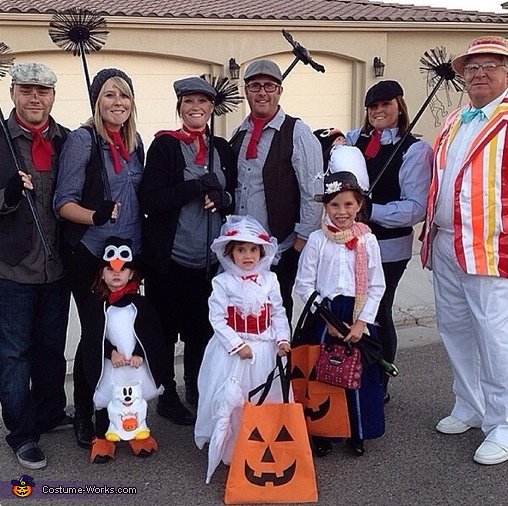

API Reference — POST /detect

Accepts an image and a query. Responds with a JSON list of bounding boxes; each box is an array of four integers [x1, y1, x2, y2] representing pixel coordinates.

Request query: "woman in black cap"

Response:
[[139, 76, 236, 426], [54, 68, 144, 448], [345, 80, 432, 402]]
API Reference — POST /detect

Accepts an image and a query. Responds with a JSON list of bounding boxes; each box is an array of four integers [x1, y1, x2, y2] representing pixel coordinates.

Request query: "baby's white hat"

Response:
[[328, 145, 369, 191]]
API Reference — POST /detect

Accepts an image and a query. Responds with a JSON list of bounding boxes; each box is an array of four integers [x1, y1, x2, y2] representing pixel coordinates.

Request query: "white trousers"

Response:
[[432, 229, 508, 446]]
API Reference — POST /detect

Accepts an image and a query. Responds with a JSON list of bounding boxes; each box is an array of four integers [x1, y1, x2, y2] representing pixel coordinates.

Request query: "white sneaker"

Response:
[[474, 441, 508, 465], [436, 415, 472, 434]]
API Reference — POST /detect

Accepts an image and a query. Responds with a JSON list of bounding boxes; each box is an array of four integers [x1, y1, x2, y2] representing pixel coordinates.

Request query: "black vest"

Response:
[[231, 116, 298, 242], [356, 134, 418, 241], [63, 127, 144, 247]]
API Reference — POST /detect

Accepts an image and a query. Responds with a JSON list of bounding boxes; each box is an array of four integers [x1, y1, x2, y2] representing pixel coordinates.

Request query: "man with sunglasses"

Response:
[[421, 36, 508, 466], [230, 59, 322, 320]]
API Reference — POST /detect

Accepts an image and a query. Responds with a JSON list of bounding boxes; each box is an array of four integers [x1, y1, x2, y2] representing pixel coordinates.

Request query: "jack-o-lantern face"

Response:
[[291, 345, 350, 437], [122, 415, 138, 432], [13, 485, 32, 497], [224, 401, 318, 504], [244, 425, 296, 487], [11, 476, 35, 498]]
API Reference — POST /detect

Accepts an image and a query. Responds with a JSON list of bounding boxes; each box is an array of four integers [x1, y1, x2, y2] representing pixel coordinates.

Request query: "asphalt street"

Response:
[[1, 255, 506, 505]]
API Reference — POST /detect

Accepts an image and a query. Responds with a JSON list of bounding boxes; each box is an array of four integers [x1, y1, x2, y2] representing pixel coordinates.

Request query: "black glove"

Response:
[[361, 194, 373, 222], [199, 172, 222, 192], [92, 200, 116, 226], [206, 189, 230, 211], [4, 173, 24, 208]]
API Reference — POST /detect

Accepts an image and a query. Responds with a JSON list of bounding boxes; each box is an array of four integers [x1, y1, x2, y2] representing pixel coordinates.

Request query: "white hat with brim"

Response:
[[211, 215, 278, 274], [452, 36, 508, 76]]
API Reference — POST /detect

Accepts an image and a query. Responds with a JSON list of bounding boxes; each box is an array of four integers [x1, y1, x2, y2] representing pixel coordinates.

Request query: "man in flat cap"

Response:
[[421, 36, 508, 465], [0, 62, 71, 469], [230, 59, 322, 320]]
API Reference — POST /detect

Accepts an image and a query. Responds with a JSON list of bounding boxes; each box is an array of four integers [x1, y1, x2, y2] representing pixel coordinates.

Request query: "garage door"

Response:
[[244, 52, 353, 134], [0, 50, 211, 145]]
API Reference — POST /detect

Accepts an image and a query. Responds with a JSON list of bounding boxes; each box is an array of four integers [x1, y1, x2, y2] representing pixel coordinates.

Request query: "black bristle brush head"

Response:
[[0, 42, 14, 80], [201, 75, 244, 116], [420, 46, 465, 92], [49, 8, 109, 57]]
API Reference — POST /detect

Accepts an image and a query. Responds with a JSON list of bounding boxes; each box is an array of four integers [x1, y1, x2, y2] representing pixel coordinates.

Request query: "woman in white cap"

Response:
[[139, 76, 236, 426], [346, 80, 432, 402], [54, 68, 144, 449]]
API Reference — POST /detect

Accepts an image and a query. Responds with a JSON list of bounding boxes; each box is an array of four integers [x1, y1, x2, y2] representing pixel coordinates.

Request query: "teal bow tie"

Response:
[[461, 108, 486, 123]]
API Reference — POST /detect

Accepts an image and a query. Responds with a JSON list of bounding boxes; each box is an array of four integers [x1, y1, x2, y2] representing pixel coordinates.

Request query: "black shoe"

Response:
[[16, 442, 47, 470], [74, 414, 95, 449], [157, 397, 196, 425], [384, 392, 391, 404], [93, 454, 113, 464], [185, 387, 198, 407], [346, 437, 365, 456], [312, 436, 332, 458]]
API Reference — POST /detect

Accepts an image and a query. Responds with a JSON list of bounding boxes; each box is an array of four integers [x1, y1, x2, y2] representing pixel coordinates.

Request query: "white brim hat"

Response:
[[211, 215, 278, 274]]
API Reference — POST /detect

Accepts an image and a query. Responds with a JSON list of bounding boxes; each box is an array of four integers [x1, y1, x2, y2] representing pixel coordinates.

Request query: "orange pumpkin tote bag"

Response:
[[224, 356, 318, 504]]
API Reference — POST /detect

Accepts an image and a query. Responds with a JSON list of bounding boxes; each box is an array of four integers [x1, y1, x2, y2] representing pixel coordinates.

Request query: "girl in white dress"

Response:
[[195, 215, 291, 483]]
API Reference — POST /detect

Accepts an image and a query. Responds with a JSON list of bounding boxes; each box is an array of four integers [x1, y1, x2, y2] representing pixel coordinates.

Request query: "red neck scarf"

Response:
[[15, 113, 54, 171], [106, 129, 131, 174], [156, 124, 207, 165], [108, 280, 139, 305], [245, 110, 278, 160], [364, 129, 381, 159]]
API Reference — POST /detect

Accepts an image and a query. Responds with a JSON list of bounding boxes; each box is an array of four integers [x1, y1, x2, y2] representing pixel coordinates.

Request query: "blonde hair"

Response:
[[85, 76, 138, 153]]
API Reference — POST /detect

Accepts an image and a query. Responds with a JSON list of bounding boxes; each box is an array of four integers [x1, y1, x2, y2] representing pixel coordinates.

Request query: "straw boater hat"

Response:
[[452, 36, 508, 76]]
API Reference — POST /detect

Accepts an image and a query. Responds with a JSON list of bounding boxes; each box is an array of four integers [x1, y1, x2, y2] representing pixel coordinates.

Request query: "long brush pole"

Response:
[[0, 108, 53, 259], [368, 76, 444, 195]]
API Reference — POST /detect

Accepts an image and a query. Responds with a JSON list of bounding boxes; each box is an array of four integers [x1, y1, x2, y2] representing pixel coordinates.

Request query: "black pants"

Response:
[[144, 260, 216, 401], [376, 259, 409, 390], [62, 242, 101, 418], [272, 246, 301, 323]]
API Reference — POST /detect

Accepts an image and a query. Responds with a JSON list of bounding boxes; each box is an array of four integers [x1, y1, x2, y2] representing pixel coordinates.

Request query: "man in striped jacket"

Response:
[[421, 36, 508, 466]]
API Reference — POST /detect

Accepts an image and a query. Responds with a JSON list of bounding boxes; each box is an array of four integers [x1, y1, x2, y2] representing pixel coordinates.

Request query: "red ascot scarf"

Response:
[[156, 124, 207, 165], [15, 113, 54, 171], [245, 110, 278, 160], [108, 280, 139, 305], [106, 129, 131, 174], [364, 129, 381, 159]]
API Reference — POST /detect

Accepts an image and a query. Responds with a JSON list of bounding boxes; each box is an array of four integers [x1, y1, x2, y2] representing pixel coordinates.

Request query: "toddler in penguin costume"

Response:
[[80, 236, 168, 463]]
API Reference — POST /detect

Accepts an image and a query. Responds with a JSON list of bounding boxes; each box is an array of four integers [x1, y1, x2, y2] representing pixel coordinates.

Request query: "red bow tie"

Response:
[[241, 274, 258, 283]]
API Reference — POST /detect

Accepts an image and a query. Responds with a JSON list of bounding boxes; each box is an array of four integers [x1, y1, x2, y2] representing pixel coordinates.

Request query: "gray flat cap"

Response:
[[173, 77, 216, 100], [243, 59, 282, 83], [9, 62, 57, 88]]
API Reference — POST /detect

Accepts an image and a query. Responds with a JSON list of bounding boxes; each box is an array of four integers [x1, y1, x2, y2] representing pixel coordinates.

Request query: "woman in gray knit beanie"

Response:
[[53, 67, 144, 453]]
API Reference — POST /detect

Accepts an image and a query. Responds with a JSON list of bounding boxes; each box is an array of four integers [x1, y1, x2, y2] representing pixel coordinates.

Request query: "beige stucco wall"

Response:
[[0, 14, 504, 387]]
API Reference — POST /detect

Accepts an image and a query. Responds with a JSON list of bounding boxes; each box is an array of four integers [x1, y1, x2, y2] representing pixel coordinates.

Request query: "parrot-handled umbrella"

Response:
[[48, 8, 116, 222], [368, 47, 465, 195], [281, 29, 325, 80], [0, 43, 55, 259]]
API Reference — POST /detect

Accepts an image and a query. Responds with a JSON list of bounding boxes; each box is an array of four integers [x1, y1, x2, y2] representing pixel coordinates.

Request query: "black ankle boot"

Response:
[[346, 437, 365, 456], [156, 393, 196, 425], [73, 411, 95, 449], [312, 436, 332, 458]]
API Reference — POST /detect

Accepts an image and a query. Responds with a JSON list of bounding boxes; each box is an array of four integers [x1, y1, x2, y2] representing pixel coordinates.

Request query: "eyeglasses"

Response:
[[245, 82, 280, 93], [463, 62, 506, 74]]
